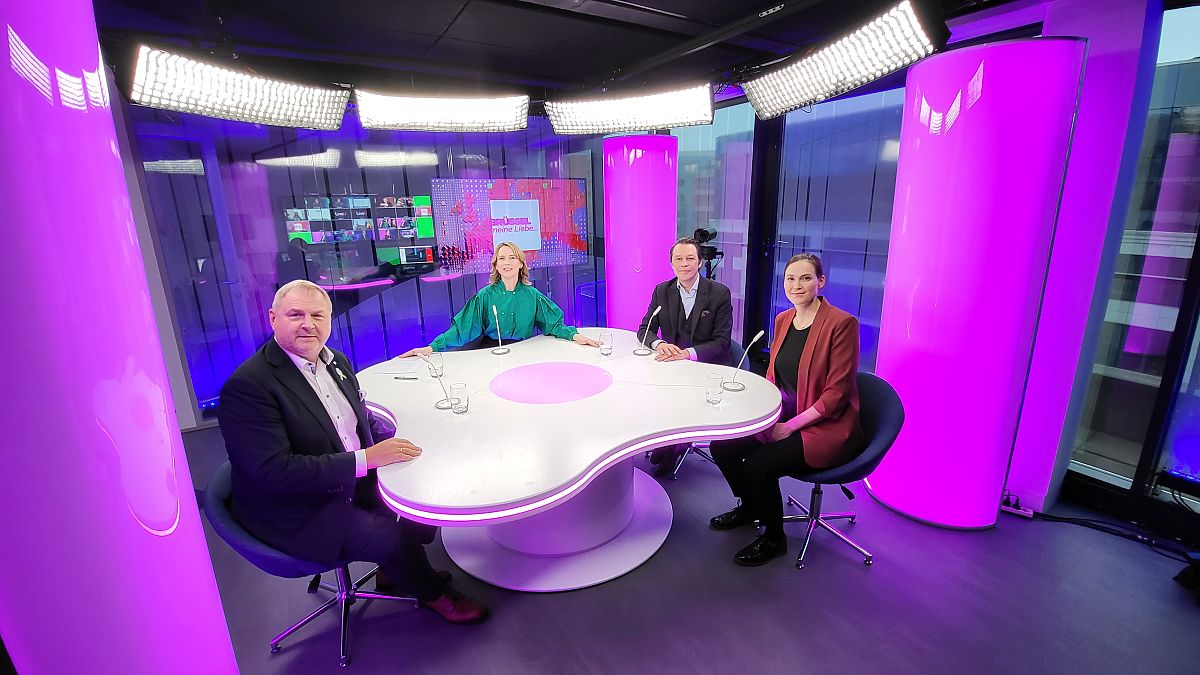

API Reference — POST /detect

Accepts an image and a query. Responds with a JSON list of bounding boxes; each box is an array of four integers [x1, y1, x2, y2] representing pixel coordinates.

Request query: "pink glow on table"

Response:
[[420, 271, 463, 283], [489, 362, 613, 404], [316, 278, 394, 291]]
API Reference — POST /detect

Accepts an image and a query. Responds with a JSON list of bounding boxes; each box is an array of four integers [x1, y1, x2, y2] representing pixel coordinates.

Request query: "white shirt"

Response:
[[651, 279, 700, 361], [278, 340, 368, 477]]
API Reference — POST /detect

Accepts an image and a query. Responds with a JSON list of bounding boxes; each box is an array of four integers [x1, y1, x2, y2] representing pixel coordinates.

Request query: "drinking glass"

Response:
[[599, 331, 613, 356], [705, 373, 723, 405], [450, 383, 469, 415], [426, 352, 444, 378]]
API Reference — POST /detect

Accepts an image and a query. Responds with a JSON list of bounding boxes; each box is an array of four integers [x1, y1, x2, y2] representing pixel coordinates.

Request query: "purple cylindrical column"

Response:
[[866, 39, 1086, 529], [0, 2, 237, 673], [603, 135, 679, 332]]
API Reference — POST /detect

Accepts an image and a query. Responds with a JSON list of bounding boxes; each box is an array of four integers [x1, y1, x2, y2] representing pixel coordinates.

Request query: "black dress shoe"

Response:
[[709, 504, 752, 530], [734, 535, 787, 566]]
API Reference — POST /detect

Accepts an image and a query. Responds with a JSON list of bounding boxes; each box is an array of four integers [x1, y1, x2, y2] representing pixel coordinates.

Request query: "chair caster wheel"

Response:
[[849, 518, 857, 524], [864, 558, 873, 566], [269, 644, 281, 654], [340, 656, 351, 667], [795, 561, 805, 569]]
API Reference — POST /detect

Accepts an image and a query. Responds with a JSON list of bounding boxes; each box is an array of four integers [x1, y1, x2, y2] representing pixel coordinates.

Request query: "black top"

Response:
[[773, 322, 810, 422]]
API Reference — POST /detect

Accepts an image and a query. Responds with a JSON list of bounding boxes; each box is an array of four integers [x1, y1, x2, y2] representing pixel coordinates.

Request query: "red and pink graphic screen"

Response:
[[430, 178, 589, 273]]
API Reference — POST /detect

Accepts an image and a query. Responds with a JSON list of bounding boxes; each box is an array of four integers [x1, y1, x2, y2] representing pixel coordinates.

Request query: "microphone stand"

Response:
[[491, 305, 510, 355], [419, 353, 455, 409], [723, 330, 764, 392], [634, 306, 661, 356]]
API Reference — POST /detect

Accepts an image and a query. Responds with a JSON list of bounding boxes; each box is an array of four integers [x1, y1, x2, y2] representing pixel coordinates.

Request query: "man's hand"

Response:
[[364, 438, 423, 469], [399, 346, 434, 359], [654, 342, 688, 361], [573, 333, 600, 347]]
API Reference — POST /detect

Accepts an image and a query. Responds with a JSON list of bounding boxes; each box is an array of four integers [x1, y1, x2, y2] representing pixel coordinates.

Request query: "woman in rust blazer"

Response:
[[709, 253, 866, 566]]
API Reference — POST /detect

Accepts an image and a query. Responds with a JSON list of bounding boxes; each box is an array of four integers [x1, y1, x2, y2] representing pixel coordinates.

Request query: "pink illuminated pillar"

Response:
[[866, 39, 1086, 529], [0, 2, 237, 673], [603, 135, 679, 331]]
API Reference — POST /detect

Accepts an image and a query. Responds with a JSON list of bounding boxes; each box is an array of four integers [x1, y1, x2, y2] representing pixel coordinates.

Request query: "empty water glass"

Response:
[[426, 352, 444, 378], [705, 373, 723, 406], [599, 331, 613, 356], [450, 383, 469, 415]]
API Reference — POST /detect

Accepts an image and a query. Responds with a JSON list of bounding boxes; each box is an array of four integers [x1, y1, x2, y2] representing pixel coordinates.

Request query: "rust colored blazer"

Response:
[[765, 298, 866, 469]]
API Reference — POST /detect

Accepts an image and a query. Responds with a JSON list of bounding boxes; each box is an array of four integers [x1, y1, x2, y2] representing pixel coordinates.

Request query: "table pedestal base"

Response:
[[440, 464, 671, 592]]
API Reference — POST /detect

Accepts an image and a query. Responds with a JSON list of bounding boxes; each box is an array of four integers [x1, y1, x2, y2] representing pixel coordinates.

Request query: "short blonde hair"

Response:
[[272, 279, 331, 310], [489, 242, 531, 286]]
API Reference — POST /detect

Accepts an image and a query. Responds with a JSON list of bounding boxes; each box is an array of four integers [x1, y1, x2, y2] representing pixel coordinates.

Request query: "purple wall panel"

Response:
[[0, 1, 237, 672]]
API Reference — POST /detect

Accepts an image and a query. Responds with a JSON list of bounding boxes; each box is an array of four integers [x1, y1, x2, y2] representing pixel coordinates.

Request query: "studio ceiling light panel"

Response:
[[353, 149, 440, 168], [545, 84, 713, 134], [255, 149, 342, 169], [742, 1, 948, 120], [356, 90, 529, 132], [130, 45, 349, 130], [142, 158, 205, 175]]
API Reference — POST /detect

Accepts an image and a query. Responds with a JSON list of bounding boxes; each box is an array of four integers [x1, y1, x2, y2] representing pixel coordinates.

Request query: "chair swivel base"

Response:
[[782, 485, 874, 569], [644, 442, 714, 480], [269, 565, 418, 667]]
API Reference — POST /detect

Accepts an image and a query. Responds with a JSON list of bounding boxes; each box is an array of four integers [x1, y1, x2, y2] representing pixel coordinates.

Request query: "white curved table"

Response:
[[360, 327, 780, 592]]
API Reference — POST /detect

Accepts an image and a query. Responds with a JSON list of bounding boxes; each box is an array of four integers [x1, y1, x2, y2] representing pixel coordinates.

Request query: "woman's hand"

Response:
[[399, 346, 434, 359], [573, 333, 600, 347], [757, 422, 797, 444]]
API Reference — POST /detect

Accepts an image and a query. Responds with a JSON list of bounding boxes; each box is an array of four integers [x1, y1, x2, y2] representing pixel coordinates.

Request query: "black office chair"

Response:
[[665, 339, 748, 479], [781, 372, 904, 569], [203, 462, 417, 667]]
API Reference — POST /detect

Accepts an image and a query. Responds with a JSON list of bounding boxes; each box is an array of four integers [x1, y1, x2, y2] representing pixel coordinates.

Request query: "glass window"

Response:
[[672, 103, 756, 344], [1071, 6, 1200, 487], [133, 110, 605, 414], [772, 89, 905, 370]]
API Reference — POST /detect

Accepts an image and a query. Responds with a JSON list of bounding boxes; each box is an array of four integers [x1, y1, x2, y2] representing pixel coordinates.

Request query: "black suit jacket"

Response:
[[218, 339, 386, 566], [636, 277, 733, 365]]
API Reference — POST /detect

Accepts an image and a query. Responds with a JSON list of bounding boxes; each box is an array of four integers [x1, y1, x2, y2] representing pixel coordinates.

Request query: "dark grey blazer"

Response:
[[636, 276, 733, 365]]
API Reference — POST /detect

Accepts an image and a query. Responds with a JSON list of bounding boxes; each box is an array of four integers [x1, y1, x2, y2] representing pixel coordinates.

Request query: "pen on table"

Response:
[[393, 375, 418, 380]]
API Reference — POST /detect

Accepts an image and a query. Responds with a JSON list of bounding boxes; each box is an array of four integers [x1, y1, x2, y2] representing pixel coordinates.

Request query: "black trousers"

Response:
[[337, 479, 447, 601], [711, 432, 812, 539]]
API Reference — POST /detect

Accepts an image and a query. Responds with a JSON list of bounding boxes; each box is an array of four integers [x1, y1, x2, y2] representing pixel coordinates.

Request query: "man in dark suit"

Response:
[[637, 237, 734, 474], [218, 280, 487, 623]]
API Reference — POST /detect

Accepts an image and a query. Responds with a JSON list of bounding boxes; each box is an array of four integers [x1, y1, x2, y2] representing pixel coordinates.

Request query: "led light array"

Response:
[[356, 90, 529, 132], [143, 159, 205, 175], [353, 149, 440, 168], [130, 46, 349, 130], [742, 1, 939, 120], [255, 149, 342, 169], [545, 84, 712, 134]]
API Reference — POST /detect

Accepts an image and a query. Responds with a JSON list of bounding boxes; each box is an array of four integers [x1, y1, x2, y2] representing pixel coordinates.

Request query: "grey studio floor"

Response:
[[183, 427, 1200, 675]]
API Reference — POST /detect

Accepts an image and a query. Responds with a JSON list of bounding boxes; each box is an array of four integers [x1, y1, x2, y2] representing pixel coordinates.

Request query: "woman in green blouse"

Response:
[[400, 241, 599, 357]]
